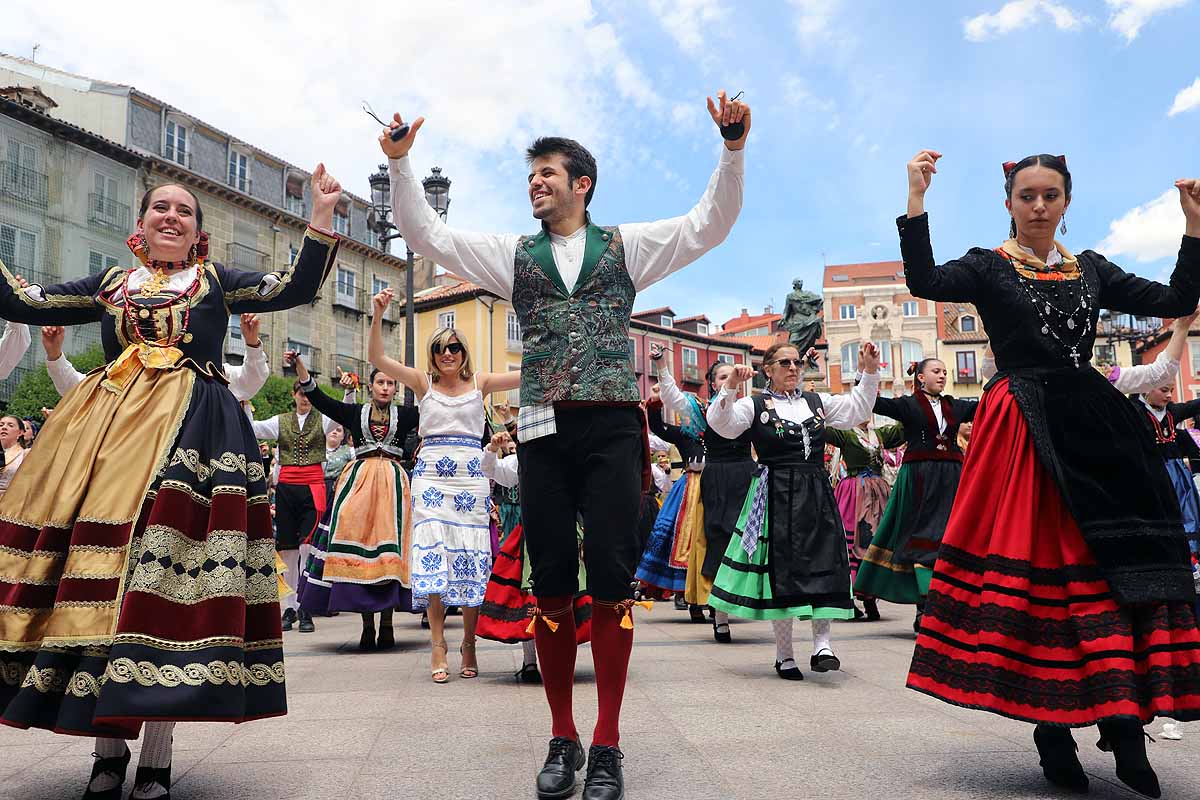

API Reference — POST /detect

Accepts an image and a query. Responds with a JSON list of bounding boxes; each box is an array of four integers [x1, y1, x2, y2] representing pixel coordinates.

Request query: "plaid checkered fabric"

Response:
[[516, 403, 557, 441], [741, 466, 769, 556]]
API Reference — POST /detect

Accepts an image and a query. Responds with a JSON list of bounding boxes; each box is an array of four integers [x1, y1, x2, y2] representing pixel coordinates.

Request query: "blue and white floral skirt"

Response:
[[410, 436, 493, 608]]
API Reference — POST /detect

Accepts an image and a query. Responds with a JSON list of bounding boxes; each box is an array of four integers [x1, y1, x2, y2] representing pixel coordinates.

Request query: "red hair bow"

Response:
[[1002, 155, 1067, 177]]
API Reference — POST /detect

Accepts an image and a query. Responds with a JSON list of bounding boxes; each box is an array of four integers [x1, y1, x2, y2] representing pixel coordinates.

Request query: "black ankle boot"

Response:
[[128, 764, 171, 800], [863, 597, 881, 621], [376, 624, 395, 650], [81, 746, 131, 800], [359, 618, 377, 651], [582, 745, 624, 800], [1098, 720, 1160, 798], [536, 737, 584, 799], [1032, 724, 1088, 793]]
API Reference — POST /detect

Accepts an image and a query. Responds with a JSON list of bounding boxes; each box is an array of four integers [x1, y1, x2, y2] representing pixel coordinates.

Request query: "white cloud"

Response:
[[787, 0, 842, 43], [963, 0, 1085, 41], [1097, 189, 1186, 263], [647, 0, 728, 54], [1, 0, 687, 235], [1106, 0, 1189, 41], [1168, 78, 1200, 116]]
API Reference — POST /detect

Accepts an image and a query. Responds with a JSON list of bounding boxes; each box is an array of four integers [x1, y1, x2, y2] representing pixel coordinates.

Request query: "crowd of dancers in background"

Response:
[[1, 86, 1199, 800]]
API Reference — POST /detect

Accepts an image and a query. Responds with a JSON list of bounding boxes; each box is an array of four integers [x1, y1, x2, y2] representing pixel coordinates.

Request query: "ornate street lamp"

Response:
[[366, 163, 451, 404]]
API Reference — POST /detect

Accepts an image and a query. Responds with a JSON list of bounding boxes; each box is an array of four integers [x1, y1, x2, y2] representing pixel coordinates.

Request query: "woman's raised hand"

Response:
[[730, 364, 756, 384], [373, 288, 394, 317], [859, 341, 880, 374], [908, 150, 942, 198], [1177, 179, 1200, 234]]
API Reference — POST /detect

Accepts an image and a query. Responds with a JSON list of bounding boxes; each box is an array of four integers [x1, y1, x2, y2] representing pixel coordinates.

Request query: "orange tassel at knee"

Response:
[[526, 604, 571, 634]]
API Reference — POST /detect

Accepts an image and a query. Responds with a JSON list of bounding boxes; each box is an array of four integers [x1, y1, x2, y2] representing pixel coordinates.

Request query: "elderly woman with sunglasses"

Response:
[[707, 341, 880, 680], [369, 289, 520, 683]]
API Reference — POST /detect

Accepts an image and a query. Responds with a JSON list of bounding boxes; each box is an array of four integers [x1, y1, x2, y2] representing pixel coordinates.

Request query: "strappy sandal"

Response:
[[431, 640, 449, 684], [459, 640, 479, 679]]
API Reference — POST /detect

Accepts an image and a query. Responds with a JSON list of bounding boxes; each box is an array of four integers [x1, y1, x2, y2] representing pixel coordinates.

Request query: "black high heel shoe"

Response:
[[129, 764, 171, 800], [81, 746, 131, 800], [1032, 724, 1088, 793], [1097, 720, 1160, 798]]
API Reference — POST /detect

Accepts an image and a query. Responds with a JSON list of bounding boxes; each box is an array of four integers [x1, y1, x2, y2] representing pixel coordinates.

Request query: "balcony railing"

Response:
[[285, 195, 306, 217], [283, 341, 322, 374], [506, 337, 522, 354], [88, 193, 130, 232], [681, 364, 702, 384], [225, 334, 247, 357], [333, 284, 361, 312], [227, 242, 269, 272], [1, 162, 49, 208], [957, 368, 978, 383]]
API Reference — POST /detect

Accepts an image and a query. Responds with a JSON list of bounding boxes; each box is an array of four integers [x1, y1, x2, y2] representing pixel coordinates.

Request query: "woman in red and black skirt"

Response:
[[900, 149, 1200, 797]]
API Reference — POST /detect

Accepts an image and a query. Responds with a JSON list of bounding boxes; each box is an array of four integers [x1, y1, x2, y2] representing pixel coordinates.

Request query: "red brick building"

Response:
[[630, 307, 754, 398]]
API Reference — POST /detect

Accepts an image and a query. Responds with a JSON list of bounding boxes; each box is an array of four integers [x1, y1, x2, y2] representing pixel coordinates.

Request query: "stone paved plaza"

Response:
[[3, 604, 1197, 799]]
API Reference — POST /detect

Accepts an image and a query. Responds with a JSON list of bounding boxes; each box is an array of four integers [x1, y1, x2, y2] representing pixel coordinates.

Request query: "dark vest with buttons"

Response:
[[512, 222, 640, 406], [750, 393, 826, 468], [278, 412, 325, 467]]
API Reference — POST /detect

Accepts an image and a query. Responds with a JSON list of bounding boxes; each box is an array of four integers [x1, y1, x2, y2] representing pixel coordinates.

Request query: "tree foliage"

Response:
[[7, 344, 107, 421]]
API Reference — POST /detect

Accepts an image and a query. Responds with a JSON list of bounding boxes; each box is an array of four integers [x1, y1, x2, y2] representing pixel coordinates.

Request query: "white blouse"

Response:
[[707, 372, 880, 439]]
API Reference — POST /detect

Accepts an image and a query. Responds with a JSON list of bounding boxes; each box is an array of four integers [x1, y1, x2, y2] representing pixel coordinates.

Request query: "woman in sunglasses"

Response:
[[707, 341, 880, 680], [853, 358, 977, 633], [900, 150, 1200, 796], [369, 289, 521, 682]]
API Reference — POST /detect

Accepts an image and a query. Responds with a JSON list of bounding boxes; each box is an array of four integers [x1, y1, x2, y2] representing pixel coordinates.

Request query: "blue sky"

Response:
[[6, 0, 1199, 327]]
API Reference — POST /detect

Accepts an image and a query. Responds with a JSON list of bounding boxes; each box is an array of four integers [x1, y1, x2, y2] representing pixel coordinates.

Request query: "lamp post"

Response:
[[368, 163, 452, 405], [1098, 310, 1161, 366]]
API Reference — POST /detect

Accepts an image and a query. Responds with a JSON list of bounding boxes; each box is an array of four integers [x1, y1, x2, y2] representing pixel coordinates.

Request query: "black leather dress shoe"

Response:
[[81, 746, 130, 800], [298, 610, 315, 633], [810, 650, 841, 672], [129, 763, 171, 800], [774, 659, 804, 681], [712, 621, 731, 644], [280, 608, 297, 631], [516, 663, 543, 684], [862, 597, 881, 621], [582, 745, 624, 800], [537, 737, 584, 799]]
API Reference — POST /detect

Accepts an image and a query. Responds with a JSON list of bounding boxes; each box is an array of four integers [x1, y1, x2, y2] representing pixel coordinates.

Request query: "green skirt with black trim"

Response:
[[708, 471, 855, 622], [853, 466, 933, 604]]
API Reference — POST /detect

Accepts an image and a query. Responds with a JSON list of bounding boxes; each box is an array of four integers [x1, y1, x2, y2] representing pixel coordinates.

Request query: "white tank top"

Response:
[[417, 375, 485, 440]]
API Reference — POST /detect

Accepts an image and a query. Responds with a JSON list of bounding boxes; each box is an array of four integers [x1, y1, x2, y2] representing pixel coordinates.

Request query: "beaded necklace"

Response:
[[1002, 252, 1093, 368], [119, 268, 202, 348], [1145, 406, 1176, 444]]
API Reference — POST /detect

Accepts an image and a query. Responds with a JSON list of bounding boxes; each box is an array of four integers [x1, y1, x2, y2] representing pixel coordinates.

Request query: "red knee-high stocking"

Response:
[[590, 600, 640, 748], [531, 595, 578, 741]]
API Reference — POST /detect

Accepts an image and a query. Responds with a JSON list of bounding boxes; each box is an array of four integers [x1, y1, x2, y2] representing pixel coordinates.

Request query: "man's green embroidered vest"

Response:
[[512, 222, 640, 405], [278, 412, 325, 466]]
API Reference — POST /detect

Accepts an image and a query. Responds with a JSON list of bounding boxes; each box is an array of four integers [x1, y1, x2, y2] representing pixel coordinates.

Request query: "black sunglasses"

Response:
[[433, 342, 465, 355], [770, 358, 802, 368]]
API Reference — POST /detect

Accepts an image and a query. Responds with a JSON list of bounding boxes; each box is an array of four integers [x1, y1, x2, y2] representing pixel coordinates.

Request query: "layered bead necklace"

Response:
[[1003, 252, 1094, 368]]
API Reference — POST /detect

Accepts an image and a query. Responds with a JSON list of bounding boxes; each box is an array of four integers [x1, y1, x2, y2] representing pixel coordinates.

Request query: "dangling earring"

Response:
[[1059, 215, 1067, 235], [187, 243, 197, 264], [1009, 218, 1017, 239]]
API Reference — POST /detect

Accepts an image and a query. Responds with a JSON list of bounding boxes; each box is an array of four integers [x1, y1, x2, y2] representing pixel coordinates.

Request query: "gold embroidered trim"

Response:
[[105, 657, 285, 688], [222, 229, 335, 305], [62, 572, 123, 581], [125, 525, 276, 606], [0, 544, 65, 559], [0, 257, 102, 309], [0, 604, 40, 615], [167, 449, 265, 484], [112, 633, 249, 651], [20, 665, 103, 697], [1, 660, 24, 685]]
